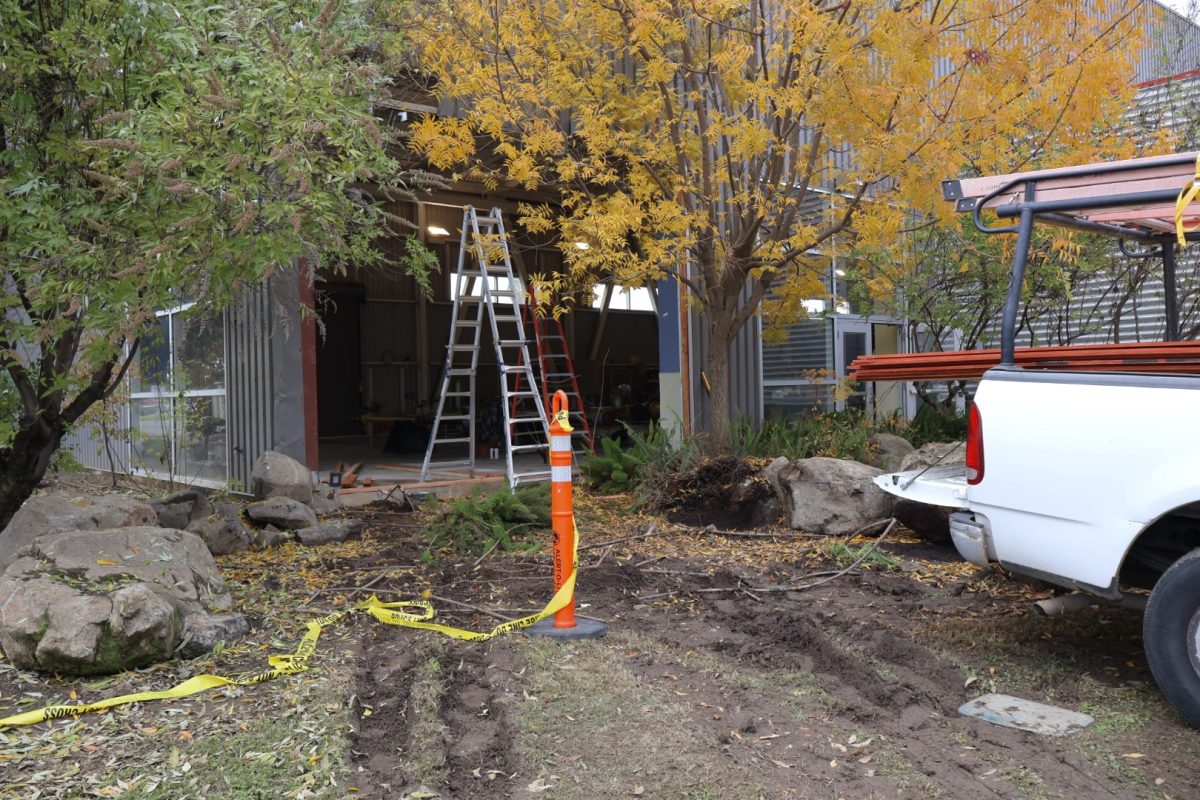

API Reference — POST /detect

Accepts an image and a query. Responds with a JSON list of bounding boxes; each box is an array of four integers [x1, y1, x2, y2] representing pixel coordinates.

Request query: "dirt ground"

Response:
[[2, 491, 1198, 799]]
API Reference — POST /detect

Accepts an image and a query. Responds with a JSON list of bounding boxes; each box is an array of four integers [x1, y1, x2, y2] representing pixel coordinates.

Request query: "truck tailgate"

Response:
[[873, 465, 970, 509]]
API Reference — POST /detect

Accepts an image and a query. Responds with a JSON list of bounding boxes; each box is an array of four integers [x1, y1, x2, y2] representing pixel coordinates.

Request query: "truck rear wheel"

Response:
[[1144, 548, 1200, 728]]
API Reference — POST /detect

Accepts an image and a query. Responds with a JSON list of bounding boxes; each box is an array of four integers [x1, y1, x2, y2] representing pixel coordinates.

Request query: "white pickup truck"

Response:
[[874, 153, 1200, 727]]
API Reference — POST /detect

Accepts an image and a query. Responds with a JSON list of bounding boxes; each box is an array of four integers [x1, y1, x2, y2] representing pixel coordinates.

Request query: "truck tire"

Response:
[[1144, 548, 1200, 728]]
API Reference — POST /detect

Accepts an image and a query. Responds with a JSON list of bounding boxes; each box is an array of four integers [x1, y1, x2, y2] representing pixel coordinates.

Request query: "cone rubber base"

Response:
[[526, 617, 608, 640]]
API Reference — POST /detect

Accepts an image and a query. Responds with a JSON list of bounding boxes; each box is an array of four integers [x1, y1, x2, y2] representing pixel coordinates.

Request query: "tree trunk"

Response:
[[0, 421, 64, 533], [704, 316, 735, 448]]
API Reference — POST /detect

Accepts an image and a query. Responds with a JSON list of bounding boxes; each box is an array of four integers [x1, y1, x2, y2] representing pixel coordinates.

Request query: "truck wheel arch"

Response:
[[1119, 500, 1200, 591]]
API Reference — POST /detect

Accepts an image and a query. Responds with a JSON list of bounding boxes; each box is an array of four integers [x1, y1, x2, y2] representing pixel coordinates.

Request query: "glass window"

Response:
[[763, 384, 834, 418], [128, 304, 227, 486], [448, 274, 518, 304], [592, 283, 654, 312], [131, 316, 171, 394]]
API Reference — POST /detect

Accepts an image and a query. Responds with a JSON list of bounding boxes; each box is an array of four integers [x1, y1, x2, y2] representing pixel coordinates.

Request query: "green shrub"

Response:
[[906, 402, 969, 446], [579, 422, 678, 495], [421, 483, 551, 562], [731, 411, 879, 462]]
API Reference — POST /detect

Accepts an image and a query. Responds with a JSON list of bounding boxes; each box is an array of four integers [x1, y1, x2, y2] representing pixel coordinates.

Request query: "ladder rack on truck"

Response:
[[850, 152, 1200, 380]]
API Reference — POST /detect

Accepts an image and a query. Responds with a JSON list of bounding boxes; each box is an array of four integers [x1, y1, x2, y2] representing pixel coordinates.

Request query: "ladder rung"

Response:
[[541, 353, 569, 359], [434, 437, 473, 444], [544, 373, 574, 380], [475, 215, 502, 225], [510, 444, 547, 452], [512, 472, 552, 483], [424, 460, 474, 470], [453, 320, 481, 326], [445, 391, 472, 397], [496, 339, 528, 347], [447, 369, 475, 376], [509, 417, 544, 424], [493, 315, 520, 322], [438, 415, 471, 422]]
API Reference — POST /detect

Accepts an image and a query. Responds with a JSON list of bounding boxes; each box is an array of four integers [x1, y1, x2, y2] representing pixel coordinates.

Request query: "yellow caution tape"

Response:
[[1175, 153, 1200, 247], [0, 521, 580, 729]]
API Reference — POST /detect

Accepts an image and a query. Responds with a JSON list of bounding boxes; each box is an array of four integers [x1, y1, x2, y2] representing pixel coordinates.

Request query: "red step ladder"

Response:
[[511, 295, 593, 456]]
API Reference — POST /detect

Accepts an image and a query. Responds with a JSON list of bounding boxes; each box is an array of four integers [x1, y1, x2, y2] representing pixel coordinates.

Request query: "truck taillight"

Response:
[[966, 403, 984, 485]]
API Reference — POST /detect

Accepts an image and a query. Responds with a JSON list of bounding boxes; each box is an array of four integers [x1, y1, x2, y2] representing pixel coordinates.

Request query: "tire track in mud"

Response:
[[349, 630, 522, 799], [707, 596, 1138, 799]]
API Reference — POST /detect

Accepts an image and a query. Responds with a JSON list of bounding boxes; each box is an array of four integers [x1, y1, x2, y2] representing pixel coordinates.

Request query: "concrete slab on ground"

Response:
[[958, 693, 1094, 736]]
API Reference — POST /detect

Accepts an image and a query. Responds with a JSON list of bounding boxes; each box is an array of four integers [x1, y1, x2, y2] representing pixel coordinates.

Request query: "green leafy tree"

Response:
[[0, 0, 422, 530]]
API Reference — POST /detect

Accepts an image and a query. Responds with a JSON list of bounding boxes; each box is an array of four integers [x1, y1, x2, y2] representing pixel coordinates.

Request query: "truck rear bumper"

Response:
[[950, 511, 991, 567]]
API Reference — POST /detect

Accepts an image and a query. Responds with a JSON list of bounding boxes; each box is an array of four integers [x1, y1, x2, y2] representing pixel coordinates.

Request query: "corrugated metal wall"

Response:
[[222, 282, 274, 492]]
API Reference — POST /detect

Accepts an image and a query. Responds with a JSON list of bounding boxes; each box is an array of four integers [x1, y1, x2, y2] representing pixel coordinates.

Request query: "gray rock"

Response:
[[186, 518, 252, 556], [250, 527, 291, 549], [214, 502, 243, 523], [0, 527, 245, 675], [898, 441, 965, 472], [245, 496, 317, 530], [250, 450, 313, 505], [309, 485, 339, 516], [151, 501, 192, 530], [296, 519, 364, 546], [179, 613, 250, 659], [769, 457, 894, 535], [867, 433, 916, 472], [0, 492, 158, 572], [151, 489, 212, 530]]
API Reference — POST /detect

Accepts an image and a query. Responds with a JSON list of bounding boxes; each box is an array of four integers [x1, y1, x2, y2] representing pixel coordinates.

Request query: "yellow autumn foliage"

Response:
[[401, 0, 1149, 431]]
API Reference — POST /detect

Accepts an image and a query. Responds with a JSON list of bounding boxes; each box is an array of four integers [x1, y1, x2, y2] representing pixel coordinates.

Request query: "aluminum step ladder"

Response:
[[512, 295, 594, 458], [421, 207, 552, 486]]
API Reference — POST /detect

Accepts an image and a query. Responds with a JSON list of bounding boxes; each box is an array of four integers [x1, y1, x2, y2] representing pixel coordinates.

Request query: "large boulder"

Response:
[[0, 527, 246, 674], [898, 441, 966, 472], [866, 433, 915, 472], [245, 497, 317, 531], [0, 493, 157, 573], [767, 456, 894, 535], [250, 450, 313, 505]]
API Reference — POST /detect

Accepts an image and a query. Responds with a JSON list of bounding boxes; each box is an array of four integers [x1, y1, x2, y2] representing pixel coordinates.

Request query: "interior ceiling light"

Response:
[[574, 241, 590, 250], [427, 225, 450, 237]]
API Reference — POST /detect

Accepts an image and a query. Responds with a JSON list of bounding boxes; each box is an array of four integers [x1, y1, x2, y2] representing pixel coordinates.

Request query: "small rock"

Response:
[[150, 501, 192, 530], [150, 489, 213, 530], [186, 518, 251, 556], [309, 485, 339, 516], [245, 496, 317, 530], [179, 613, 250, 659], [250, 450, 313, 505], [251, 527, 291, 550], [296, 519, 364, 546]]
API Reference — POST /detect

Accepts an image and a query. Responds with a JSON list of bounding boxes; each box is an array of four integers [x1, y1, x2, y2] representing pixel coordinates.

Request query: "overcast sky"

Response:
[[1157, 0, 1196, 17]]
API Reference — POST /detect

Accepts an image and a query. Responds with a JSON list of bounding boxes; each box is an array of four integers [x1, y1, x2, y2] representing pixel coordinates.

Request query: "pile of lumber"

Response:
[[849, 341, 1200, 382]]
